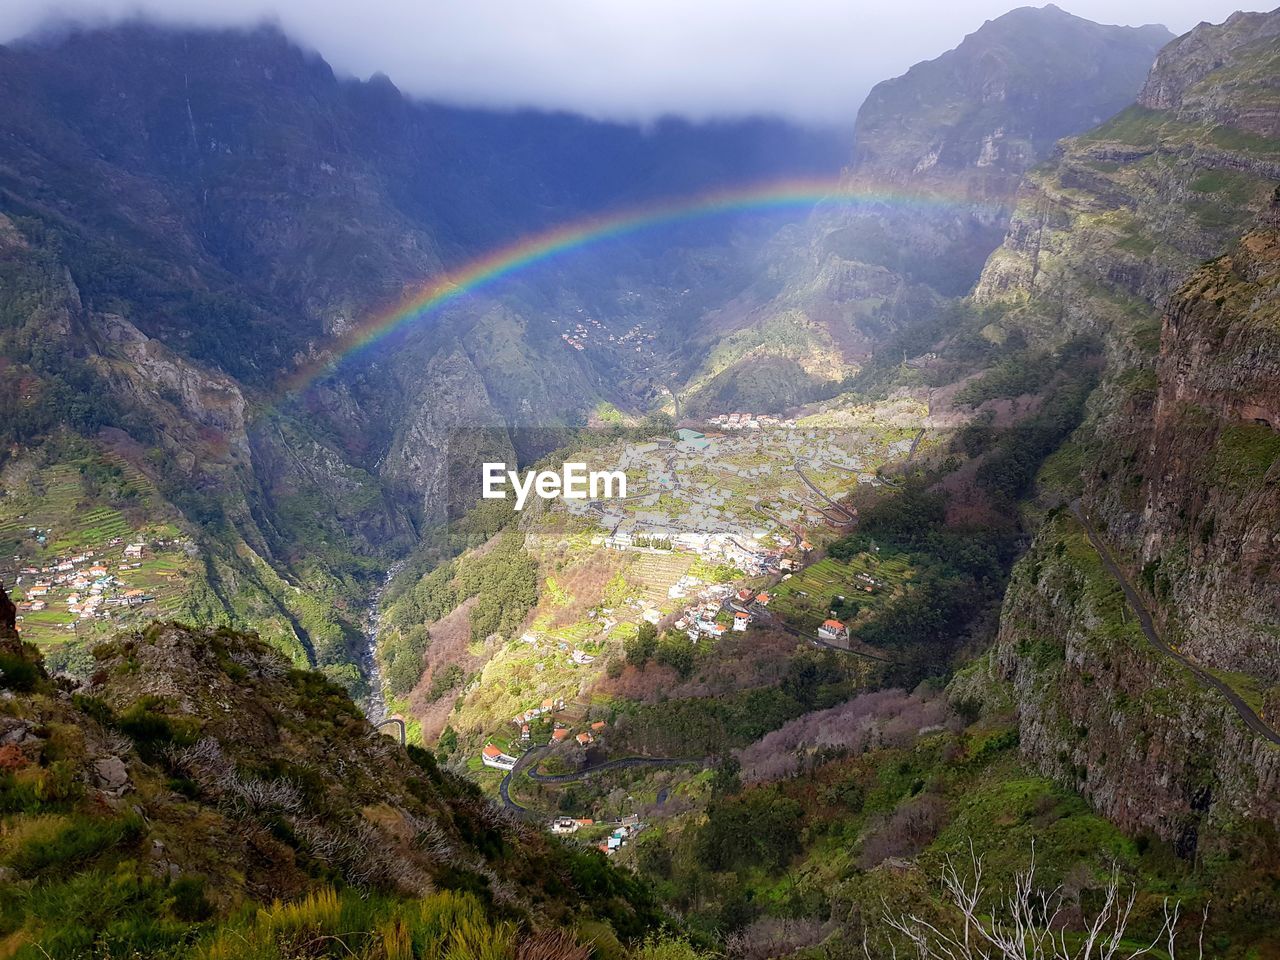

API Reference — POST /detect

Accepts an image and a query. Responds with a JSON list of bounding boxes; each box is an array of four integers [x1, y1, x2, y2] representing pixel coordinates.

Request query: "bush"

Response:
[[0, 652, 41, 692]]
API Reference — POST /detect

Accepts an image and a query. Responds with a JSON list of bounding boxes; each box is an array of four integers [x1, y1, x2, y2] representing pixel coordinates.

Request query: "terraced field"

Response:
[[0, 449, 196, 648], [770, 551, 914, 631], [629, 552, 693, 603]]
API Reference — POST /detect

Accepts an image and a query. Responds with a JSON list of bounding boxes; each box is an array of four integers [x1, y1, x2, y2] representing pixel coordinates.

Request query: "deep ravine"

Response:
[[358, 561, 405, 724]]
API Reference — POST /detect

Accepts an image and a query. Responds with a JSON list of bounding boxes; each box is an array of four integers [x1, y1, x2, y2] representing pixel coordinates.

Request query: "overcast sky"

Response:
[[1, 0, 1272, 124]]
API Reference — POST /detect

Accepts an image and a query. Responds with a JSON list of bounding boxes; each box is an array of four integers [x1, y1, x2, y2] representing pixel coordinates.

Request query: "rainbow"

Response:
[[281, 174, 985, 396]]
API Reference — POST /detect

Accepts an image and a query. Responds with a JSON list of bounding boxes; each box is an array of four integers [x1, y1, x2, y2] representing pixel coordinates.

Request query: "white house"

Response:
[[481, 744, 517, 770], [818, 619, 848, 642]]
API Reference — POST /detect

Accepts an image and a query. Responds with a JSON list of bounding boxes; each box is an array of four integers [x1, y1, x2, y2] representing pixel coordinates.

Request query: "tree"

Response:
[[626, 622, 659, 666], [655, 630, 694, 678], [865, 845, 1206, 960], [710, 755, 742, 797]]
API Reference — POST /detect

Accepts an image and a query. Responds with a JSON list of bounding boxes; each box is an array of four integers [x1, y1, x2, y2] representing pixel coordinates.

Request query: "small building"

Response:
[[575, 732, 593, 746], [590, 720, 607, 732], [732, 611, 750, 632], [755, 592, 771, 606], [551, 727, 570, 744], [123, 543, 145, 559], [818, 619, 848, 642], [481, 744, 517, 770], [550, 817, 580, 835], [520, 724, 531, 741]]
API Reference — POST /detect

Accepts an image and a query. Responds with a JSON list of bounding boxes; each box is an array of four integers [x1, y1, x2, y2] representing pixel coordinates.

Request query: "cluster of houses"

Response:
[[551, 312, 657, 357], [704, 412, 784, 431], [482, 710, 608, 769], [669, 582, 774, 642], [7, 540, 154, 628], [549, 814, 643, 857]]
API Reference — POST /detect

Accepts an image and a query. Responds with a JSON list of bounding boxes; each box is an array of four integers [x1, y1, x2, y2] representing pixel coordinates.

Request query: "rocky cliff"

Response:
[[994, 511, 1280, 884], [1135, 230, 1280, 685], [979, 12, 1280, 858], [679, 7, 1170, 413]]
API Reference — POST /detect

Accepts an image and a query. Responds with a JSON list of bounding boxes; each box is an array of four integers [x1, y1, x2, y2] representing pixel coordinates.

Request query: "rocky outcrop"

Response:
[[995, 512, 1280, 850], [1133, 231, 1280, 682], [0, 622, 654, 936], [1138, 10, 1280, 124], [89, 311, 251, 467], [380, 346, 514, 523], [980, 12, 1280, 855]]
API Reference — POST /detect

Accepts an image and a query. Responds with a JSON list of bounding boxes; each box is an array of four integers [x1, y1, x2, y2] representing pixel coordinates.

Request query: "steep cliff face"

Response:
[[680, 8, 1169, 413], [980, 12, 1280, 857], [1135, 230, 1280, 684], [1137, 9, 1280, 123], [994, 512, 1280, 869]]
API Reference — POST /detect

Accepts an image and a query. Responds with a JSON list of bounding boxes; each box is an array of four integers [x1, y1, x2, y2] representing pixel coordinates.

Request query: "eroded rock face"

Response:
[[1138, 10, 1280, 127], [90, 312, 251, 466], [379, 346, 514, 524], [995, 513, 1280, 851], [1134, 231, 1280, 681], [981, 13, 1280, 856]]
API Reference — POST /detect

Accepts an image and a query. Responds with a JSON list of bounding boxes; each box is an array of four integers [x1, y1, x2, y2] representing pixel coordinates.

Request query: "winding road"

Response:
[[793, 463, 858, 523], [1071, 502, 1280, 747], [499, 746, 702, 815]]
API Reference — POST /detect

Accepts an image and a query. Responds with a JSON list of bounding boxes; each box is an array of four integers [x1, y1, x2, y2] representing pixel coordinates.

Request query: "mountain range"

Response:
[[1, 4, 1279, 958]]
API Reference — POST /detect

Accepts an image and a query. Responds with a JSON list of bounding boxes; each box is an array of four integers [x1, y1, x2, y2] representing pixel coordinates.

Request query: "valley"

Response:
[[0, 3, 1279, 958]]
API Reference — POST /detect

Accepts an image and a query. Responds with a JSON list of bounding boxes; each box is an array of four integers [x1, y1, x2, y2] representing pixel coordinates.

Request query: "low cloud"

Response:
[[2, 0, 1269, 124]]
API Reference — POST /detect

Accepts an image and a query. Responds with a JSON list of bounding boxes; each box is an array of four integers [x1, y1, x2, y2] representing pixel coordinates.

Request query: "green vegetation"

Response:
[[1214, 423, 1280, 488], [0, 622, 684, 958]]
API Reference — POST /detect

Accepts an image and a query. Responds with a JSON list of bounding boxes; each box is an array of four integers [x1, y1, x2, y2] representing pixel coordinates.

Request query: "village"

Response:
[[2, 529, 193, 646], [7, 537, 155, 626], [464, 412, 921, 841], [563, 412, 917, 577]]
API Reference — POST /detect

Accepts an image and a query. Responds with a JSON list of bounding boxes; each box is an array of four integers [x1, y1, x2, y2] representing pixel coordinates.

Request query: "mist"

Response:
[[2, 0, 1272, 124]]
